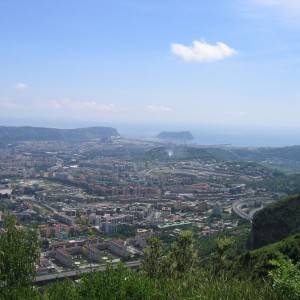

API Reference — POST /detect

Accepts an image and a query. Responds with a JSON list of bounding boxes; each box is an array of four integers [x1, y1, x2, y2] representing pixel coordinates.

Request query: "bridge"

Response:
[[35, 260, 141, 285]]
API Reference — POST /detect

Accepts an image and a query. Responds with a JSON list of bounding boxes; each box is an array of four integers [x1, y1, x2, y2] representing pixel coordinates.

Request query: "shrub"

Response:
[[269, 259, 300, 300]]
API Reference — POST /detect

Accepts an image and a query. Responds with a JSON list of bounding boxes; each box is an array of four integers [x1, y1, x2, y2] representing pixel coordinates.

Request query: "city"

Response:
[[0, 132, 283, 282]]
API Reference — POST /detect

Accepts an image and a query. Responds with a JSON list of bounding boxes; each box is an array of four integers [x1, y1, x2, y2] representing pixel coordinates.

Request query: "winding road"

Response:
[[232, 200, 263, 222]]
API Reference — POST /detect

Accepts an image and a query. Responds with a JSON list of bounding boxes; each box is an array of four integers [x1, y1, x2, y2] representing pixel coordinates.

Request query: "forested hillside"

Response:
[[250, 195, 300, 249], [0, 126, 119, 144]]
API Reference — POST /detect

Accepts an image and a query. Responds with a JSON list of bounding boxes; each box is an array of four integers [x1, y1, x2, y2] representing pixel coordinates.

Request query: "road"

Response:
[[34, 260, 141, 284], [232, 201, 254, 222]]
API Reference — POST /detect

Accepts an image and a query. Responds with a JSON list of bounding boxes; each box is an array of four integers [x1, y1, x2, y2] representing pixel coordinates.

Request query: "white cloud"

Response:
[[146, 105, 173, 113], [14, 82, 28, 90], [171, 40, 237, 63]]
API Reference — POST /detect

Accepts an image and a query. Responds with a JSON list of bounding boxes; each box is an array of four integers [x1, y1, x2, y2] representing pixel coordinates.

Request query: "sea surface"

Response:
[[1, 118, 299, 147]]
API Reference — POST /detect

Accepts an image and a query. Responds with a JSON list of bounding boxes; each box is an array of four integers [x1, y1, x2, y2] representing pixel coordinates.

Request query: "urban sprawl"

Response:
[[0, 136, 281, 283]]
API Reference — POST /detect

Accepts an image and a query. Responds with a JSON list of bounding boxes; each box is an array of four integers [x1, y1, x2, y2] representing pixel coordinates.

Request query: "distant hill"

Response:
[[157, 131, 194, 142], [0, 126, 119, 144], [250, 194, 300, 249], [145, 146, 212, 161], [233, 145, 300, 162], [144, 145, 239, 161]]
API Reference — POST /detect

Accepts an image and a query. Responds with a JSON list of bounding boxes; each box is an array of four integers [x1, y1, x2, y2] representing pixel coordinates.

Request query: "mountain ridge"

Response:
[[0, 125, 120, 144]]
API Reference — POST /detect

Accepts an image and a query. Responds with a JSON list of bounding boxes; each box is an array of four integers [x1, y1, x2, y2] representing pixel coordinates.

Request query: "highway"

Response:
[[232, 201, 254, 222], [35, 260, 141, 284]]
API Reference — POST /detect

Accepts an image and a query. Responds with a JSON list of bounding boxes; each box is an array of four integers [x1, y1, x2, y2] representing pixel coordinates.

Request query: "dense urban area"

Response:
[[0, 127, 291, 280]]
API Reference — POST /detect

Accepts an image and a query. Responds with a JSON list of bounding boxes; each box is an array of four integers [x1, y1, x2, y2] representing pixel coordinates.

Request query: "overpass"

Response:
[[232, 200, 259, 222], [35, 260, 141, 285]]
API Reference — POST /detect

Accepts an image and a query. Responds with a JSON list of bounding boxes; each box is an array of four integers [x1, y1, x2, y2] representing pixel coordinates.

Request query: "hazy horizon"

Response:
[[0, 119, 299, 147]]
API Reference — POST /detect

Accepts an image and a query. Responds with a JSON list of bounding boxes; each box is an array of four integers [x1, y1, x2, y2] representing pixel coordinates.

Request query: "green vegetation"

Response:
[[0, 126, 119, 144], [30, 265, 280, 300], [142, 143, 300, 168], [196, 223, 251, 270], [141, 237, 164, 278], [142, 231, 197, 279], [195, 196, 300, 279], [250, 194, 300, 249], [269, 259, 300, 300], [0, 225, 281, 299], [144, 146, 234, 161], [0, 215, 40, 299], [234, 145, 300, 163], [2, 194, 300, 300], [250, 173, 300, 194], [235, 233, 300, 278]]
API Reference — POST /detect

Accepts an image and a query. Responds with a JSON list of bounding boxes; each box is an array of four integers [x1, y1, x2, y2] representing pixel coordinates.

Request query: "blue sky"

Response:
[[1, 0, 300, 130]]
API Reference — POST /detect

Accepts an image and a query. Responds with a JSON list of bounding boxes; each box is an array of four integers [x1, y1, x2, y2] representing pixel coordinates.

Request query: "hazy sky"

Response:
[[1, 0, 300, 128]]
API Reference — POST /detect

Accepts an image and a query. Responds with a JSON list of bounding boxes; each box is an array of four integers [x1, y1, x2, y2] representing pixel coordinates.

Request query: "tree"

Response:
[[141, 237, 164, 278], [44, 280, 79, 300], [0, 214, 40, 296], [269, 258, 300, 300], [167, 230, 197, 278], [212, 236, 235, 273], [79, 264, 160, 300]]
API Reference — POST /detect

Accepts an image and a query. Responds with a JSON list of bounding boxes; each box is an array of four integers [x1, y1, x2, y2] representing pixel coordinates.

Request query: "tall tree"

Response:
[[141, 237, 164, 278], [167, 231, 197, 278], [0, 215, 40, 294]]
